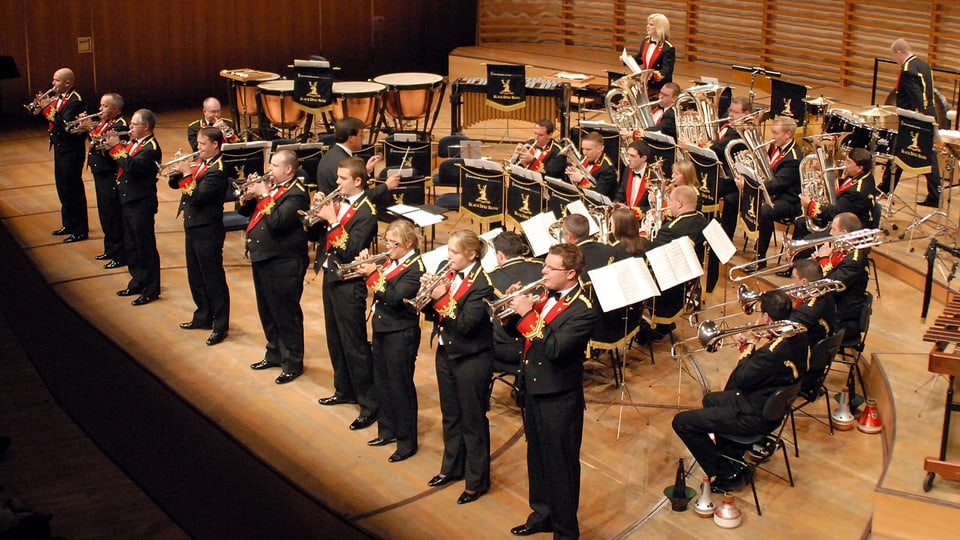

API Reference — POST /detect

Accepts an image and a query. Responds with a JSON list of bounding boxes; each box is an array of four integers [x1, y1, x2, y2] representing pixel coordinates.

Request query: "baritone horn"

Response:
[[24, 87, 56, 115], [297, 187, 343, 227], [335, 252, 391, 280], [404, 261, 453, 311], [796, 145, 843, 233], [484, 278, 548, 323]]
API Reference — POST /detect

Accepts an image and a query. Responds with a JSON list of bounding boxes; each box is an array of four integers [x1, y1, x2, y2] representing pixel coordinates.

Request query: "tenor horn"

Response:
[[558, 138, 596, 188], [796, 145, 843, 233]]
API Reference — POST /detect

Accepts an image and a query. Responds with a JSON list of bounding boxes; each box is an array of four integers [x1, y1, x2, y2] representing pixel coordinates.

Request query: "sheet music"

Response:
[[543, 174, 579, 191], [620, 48, 642, 75], [565, 200, 599, 236], [294, 59, 331, 68], [581, 188, 613, 207], [588, 258, 661, 312], [703, 219, 736, 264], [478, 228, 504, 272], [509, 165, 544, 183], [388, 204, 444, 227], [421, 246, 449, 274], [646, 237, 703, 290], [680, 142, 718, 162], [578, 120, 619, 133], [520, 211, 558, 256], [642, 130, 677, 146], [463, 158, 505, 172]]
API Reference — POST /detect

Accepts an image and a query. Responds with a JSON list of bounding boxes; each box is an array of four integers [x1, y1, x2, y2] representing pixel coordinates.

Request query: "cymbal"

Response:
[[804, 95, 834, 106], [859, 105, 897, 118]]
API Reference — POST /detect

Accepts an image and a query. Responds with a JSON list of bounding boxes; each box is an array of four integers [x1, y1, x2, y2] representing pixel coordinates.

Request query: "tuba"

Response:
[[796, 146, 843, 233], [723, 109, 775, 207], [674, 83, 722, 147]]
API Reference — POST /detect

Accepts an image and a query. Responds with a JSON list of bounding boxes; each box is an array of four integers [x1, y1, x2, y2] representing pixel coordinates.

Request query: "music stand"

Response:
[[0, 56, 20, 115]]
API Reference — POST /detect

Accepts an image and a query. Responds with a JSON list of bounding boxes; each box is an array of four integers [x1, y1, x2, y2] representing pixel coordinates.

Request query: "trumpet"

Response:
[[297, 187, 343, 227], [404, 261, 453, 311], [157, 151, 201, 177], [728, 228, 884, 281], [24, 87, 56, 115], [484, 278, 548, 323], [335, 253, 390, 280], [65, 113, 101, 134], [232, 172, 276, 199]]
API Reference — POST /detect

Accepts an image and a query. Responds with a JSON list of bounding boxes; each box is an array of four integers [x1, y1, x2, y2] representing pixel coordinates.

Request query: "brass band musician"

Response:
[[43, 67, 89, 243], [187, 97, 238, 152], [789, 258, 837, 354], [796, 147, 876, 240], [813, 213, 869, 343], [511, 118, 567, 179], [565, 131, 617, 198], [84, 92, 128, 268]]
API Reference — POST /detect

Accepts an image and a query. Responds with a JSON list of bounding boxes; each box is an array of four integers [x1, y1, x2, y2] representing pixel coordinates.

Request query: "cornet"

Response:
[[24, 87, 56, 115], [404, 261, 453, 311], [335, 253, 390, 280], [297, 187, 343, 227], [157, 151, 201, 178], [65, 113, 101, 134], [484, 278, 547, 323], [214, 118, 236, 140], [508, 143, 533, 165], [232, 172, 276, 199]]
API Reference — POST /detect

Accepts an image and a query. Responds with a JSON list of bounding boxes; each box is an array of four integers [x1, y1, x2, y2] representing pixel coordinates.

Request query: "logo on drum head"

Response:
[[477, 184, 492, 205]]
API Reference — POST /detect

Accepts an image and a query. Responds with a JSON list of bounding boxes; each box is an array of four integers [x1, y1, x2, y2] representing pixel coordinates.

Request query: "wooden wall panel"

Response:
[[0, 0, 28, 115]]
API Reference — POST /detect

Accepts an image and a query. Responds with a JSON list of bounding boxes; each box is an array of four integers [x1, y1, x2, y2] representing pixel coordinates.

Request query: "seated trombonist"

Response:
[[564, 132, 617, 198], [671, 290, 807, 494], [812, 212, 870, 343], [789, 258, 838, 355]]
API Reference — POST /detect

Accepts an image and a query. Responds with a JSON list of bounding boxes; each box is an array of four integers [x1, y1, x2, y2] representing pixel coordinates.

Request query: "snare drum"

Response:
[[872, 127, 897, 157], [373, 72, 445, 122], [330, 81, 387, 128], [257, 80, 306, 128]]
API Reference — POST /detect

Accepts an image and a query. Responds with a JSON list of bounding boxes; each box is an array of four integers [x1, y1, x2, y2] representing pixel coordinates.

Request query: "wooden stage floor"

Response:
[[2, 89, 960, 537]]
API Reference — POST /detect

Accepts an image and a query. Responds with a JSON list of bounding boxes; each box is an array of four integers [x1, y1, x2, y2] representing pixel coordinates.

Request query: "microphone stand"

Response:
[[731, 65, 782, 112]]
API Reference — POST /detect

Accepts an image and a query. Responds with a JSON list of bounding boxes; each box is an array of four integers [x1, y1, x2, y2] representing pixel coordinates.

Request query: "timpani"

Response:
[[330, 81, 387, 128], [222, 69, 280, 119], [373, 72, 446, 135], [257, 80, 307, 136]]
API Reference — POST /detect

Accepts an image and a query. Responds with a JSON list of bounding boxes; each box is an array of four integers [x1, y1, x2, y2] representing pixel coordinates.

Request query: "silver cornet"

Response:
[[232, 172, 276, 199], [65, 113, 101, 134], [24, 87, 56, 115], [298, 187, 343, 227], [484, 277, 547, 323], [214, 118, 236, 140], [335, 253, 391, 280], [157, 151, 201, 178], [405, 261, 453, 311]]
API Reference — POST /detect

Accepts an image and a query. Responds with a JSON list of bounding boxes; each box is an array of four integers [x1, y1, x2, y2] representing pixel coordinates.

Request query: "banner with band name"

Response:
[[642, 134, 676, 181], [894, 114, 934, 175], [686, 153, 722, 214], [486, 64, 527, 112], [293, 60, 335, 110], [506, 174, 544, 230], [459, 165, 505, 223], [544, 180, 581, 219], [737, 182, 761, 238], [770, 79, 807, 126]]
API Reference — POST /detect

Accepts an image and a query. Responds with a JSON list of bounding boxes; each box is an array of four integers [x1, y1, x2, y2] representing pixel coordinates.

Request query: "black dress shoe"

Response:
[[427, 474, 463, 487], [711, 471, 746, 493], [103, 260, 125, 269], [95, 253, 110, 260], [52, 227, 70, 235], [63, 233, 88, 243], [456, 489, 486, 504], [349, 415, 376, 430], [205, 331, 228, 346], [918, 198, 940, 208], [131, 295, 156, 306], [511, 523, 552, 536], [250, 359, 280, 370], [116, 288, 141, 297], [180, 321, 213, 330], [367, 436, 396, 446], [275, 371, 302, 384], [317, 395, 358, 406], [388, 449, 417, 462]]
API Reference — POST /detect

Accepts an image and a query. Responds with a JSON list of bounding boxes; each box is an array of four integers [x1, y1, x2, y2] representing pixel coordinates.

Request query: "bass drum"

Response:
[[884, 88, 949, 128]]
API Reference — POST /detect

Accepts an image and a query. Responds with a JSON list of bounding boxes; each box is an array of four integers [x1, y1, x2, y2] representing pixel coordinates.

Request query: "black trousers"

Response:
[[54, 144, 88, 235], [184, 224, 230, 333], [322, 272, 377, 417], [252, 256, 306, 373], [121, 198, 160, 297], [757, 199, 800, 258], [435, 345, 492, 493], [671, 391, 773, 478], [92, 169, 124, 259], [522, 387, 584, 540], [373, 326, 420, 454]]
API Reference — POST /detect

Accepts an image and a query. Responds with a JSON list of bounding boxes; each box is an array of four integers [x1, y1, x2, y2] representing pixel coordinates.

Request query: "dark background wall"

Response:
[[0, 0, 477, 115]]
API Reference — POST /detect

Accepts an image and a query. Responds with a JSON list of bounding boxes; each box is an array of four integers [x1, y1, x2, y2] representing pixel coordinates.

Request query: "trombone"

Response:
[[65, 113, 101, 134], [727, 228, 884, 281], [334, 253, 390, 280], [157, 151, 200, 178], [297, 187, 343, 227], [24, 87, 56, 115], [672, 319, 806, 356], [484, 277, 547, 323], [404, 261, 453, 311], [687, 278, 846, 327]]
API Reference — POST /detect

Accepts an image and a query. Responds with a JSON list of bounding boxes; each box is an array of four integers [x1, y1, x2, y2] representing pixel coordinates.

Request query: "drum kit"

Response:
[[221, 68, 446, 144], [801, 93, 899, 163]]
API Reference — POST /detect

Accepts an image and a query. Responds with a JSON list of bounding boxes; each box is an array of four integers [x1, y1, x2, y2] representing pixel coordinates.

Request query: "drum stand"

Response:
[[900, 154, 960, 251]]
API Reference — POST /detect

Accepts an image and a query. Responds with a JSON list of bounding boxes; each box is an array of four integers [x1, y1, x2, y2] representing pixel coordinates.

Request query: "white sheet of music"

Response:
[[588, 257, 660, 312], [642, 130, 676, 147], [421, 245, 449, 274], [703, 219, 736, 264], [565, 200, 599, 236], [520, 211, 558, 256], [621, 48, 642, 75], [646, 236, 703, 291], [388, 204, 444, 227], [462, 158, 504, 172], [581, 188, 613, 207], [679, 142, 718, 162], [478, 227, 504, 272], [508, 165, 543, 183]]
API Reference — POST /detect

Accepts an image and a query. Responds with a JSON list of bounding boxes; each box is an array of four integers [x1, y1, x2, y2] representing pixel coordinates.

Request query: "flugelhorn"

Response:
[[65, 113, 101, 134], [558, 138, 596, 187], [232, 171, 276, 199], [484, 277, 547, 323], [404, 261, 453, 311], [727, 228, 884, 281], [24, 87, 56, 115], [157, 151, 201, 177], [334, 253, 390, 280], [298, 187, 343, 227]]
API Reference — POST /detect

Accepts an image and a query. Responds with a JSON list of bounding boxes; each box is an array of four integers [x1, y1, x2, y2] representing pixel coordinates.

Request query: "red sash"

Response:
[[652, 106, 664, 124], [325, 200, 360, 252], [837, 176, 855, 194], [45, 95, 68, 130], [528, 146, 549, 172], [246, 184, 291, 233], [579, 159, 600, 187], [178, 160, 208, 194], [113, 139, 143, 180], [769, 146, 783, 169], [432, 268, 475, 321], [365, 257, 412, 291], [521, 292, 570, 356]]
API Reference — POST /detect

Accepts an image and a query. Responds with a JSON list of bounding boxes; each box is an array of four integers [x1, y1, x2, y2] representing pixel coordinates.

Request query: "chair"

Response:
[[867, 200, 882, 298], [589, 304, 644, 387], [789, 330, 845, 457], [715, 382, 802, 516], [222, 188, 250, 233], [834, 291, 873, 406]]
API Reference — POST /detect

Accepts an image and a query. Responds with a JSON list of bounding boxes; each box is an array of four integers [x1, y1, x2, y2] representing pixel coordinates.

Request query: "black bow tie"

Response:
[[456, 271, 465, 279], [547, 291, 562, 301]]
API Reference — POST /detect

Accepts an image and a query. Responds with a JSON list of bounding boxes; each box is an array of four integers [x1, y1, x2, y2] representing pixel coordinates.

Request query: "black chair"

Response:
[[715, 382, 802, 516], [490, 356, 523, 412], [789, 330, 845, 457], [834, 291, 873, 407], [867, 200, 882, 298], [222, 187, 249, 233]]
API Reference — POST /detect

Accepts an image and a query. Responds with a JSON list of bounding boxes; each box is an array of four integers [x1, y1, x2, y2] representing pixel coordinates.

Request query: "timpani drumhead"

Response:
[[257, 80, 304, 126], [330, 81, 387, 126], [333, 81, 388, 97], [372, 72, 444, 88], [257, 80, 296, 95], [373, 72, 444, 121]]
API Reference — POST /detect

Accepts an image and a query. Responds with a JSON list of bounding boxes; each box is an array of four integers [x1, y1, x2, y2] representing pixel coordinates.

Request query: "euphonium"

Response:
[[698, 319, 806, 353], [639, 161, 667, 239], [605, 65, 656, 163], [232, 171, 276, 199], [796, 145, 843, 233], [157, 151, 201, 178], [558, 138, 596, 187], [297, 187, 343, 227], [484, 277, 548, 323], [24, 87, 56, 115], [65, 113, 102, 134], [334, 253, 391, 280], [404, 261, 453, 311], [723, 109, 775, 207], [674, 83, 722, 146]]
